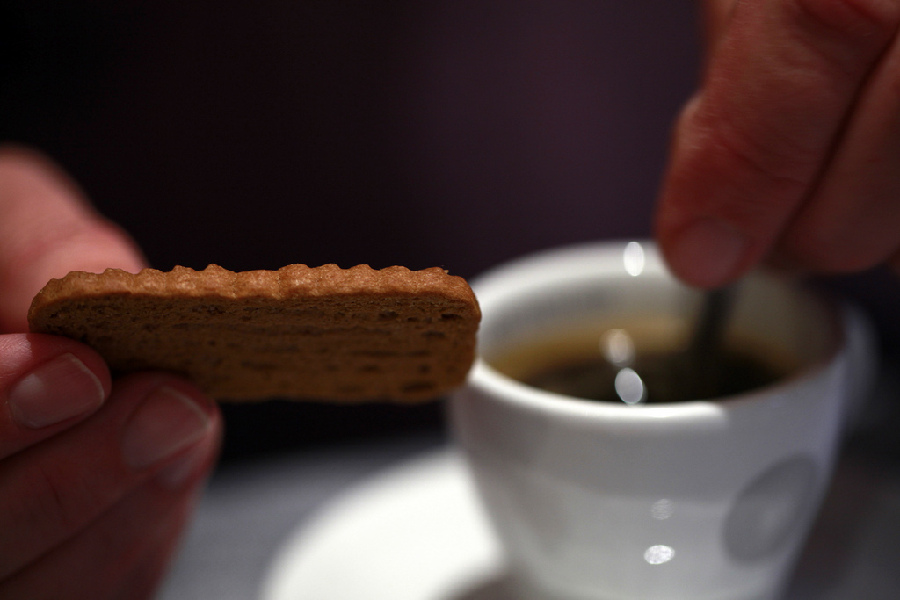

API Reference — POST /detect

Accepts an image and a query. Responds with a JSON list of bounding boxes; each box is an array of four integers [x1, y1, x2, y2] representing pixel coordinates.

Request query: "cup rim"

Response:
[[466, 240, 845, 424], [468, 353, 841, 425]]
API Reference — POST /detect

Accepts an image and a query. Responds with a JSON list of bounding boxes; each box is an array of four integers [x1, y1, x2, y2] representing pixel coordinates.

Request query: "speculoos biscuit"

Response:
[[28, 264, 481, 401]]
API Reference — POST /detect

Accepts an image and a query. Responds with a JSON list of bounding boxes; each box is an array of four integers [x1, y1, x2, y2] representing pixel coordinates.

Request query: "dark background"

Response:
[[3, 1, 897, 462]]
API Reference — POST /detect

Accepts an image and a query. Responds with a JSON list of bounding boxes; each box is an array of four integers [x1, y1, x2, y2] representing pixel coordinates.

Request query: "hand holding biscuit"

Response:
[[0, 146, 222, 600]]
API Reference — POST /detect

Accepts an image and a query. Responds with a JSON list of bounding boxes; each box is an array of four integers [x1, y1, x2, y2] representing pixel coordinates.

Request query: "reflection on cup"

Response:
[[450, 241, 875, 600]]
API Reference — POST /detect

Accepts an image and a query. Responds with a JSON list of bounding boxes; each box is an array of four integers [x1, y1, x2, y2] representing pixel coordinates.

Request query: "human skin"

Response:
[[3, 2, 898, 591], [656, 0, 900, 288], [0, 146, 223, 600]]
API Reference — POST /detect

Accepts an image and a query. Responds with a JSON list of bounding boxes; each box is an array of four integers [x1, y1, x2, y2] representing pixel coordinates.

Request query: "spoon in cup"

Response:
[[681, 285, 737, 400]]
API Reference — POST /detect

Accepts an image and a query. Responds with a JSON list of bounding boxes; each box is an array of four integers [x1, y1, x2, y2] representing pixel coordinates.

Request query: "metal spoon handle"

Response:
[[687, 286, 736, 359], [683, 285, 737, 400]]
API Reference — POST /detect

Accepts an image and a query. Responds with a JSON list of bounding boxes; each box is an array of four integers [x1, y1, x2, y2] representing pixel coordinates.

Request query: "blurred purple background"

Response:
[[2, 1, 699, 275], [4, 1, 897, 460]]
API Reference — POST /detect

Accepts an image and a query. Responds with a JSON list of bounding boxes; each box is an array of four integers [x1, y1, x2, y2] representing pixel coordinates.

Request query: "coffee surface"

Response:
[[489, 323, 794, 404], [521, 349, 784, 403]]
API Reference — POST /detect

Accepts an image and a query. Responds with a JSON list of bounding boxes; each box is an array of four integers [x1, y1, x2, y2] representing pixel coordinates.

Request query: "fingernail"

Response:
[[8, 353, 105, 429], [667, 218, 747, 287], [122, 386, 211, 470]]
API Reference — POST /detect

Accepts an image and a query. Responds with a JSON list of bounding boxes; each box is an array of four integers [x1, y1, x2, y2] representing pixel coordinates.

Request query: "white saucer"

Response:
[[260, 447, 900, 600], [260, 451, 509, 600]]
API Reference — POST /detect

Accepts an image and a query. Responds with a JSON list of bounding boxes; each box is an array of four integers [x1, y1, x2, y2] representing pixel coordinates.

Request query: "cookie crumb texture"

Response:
[[28, 264, 481, 402]]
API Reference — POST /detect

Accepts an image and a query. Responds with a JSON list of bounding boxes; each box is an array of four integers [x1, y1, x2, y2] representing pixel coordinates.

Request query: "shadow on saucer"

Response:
[[447, 572, 520, 600]]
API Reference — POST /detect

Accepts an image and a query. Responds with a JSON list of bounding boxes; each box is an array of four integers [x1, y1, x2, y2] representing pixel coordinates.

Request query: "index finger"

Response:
[[655, 0, 900, 287], [0, 146, 146, 332]]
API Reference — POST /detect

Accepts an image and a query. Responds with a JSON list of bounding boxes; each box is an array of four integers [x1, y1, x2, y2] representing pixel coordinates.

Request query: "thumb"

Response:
[[0, 146, 146, 332]]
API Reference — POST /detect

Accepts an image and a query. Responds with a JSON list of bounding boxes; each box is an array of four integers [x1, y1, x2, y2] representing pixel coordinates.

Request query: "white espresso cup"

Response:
[[450, 241, 875, 600]]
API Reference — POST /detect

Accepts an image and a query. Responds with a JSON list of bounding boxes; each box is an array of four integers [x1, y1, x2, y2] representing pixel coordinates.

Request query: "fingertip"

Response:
[[0, 144, 73, 182], [2, 335, 113, 431], [0, 146, 147, 333], [138, 375, 222, 426], [8, 333, 114, 393], [657, 94, 749, 289], [156, 430, 220, 490], [154, 380, 222, 488], [114, 373, 222, 485], [660, 217, 750, 288]]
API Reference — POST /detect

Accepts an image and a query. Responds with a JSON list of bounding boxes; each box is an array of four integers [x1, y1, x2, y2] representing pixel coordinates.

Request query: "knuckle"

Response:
[[0, 218, 140, 291], [707, 116, 812, 191], [781, 228, 883, 271], [7, 220, 101, 268], [890, 251, 900, 274], [17, 459, 108, 547], [790, 237, 886, 273], [675, 105, 813, 223], [779, 194, 900, 272], [787, 0, 900, 63], [792, 246, 881, 271], [884, 62, 900, 98]]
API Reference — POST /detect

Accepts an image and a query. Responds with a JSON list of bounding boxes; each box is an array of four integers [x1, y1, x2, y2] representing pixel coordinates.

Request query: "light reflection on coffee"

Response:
[[489, 319, 795, 404]]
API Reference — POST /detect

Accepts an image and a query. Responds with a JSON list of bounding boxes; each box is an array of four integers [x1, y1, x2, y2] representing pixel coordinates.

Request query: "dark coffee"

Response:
[[489, 322, 795, 404]]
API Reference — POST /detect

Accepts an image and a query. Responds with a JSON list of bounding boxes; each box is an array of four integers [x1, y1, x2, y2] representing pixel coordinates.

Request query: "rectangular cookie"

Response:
[[28, 264, 481, 402]]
